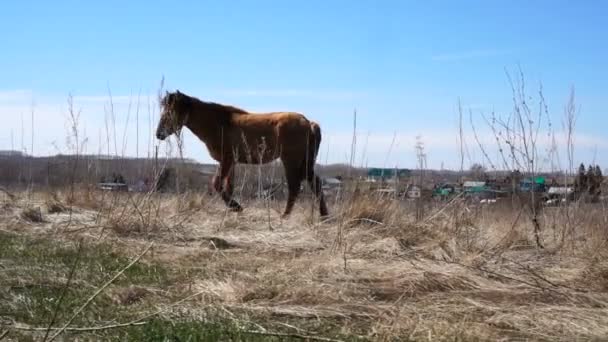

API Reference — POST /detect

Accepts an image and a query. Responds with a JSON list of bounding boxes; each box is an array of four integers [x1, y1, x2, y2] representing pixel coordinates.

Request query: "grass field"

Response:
[[0, 187, 607, 341]]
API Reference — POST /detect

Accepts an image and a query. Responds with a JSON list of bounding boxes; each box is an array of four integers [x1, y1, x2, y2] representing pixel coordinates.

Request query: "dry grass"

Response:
[[45, 192, 68, 214], [111, 286, 151, 306], [20, 206, 45, 223], [2, 188, 608, 341], [342, 193, 398, 226]]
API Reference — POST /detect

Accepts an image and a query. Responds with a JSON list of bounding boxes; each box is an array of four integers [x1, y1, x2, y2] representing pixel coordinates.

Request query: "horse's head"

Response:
[[156, 90, 190, 140]]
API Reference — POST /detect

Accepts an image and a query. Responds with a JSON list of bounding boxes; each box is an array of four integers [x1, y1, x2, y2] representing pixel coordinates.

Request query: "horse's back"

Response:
[[233, 111, 312, 133], [227, 111, 313, 162]]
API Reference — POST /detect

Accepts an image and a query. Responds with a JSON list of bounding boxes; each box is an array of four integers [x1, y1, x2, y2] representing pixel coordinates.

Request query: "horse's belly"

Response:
[[230, 127, 280, 164], [235, 151, 278, 164], [234, 141, 279, 164]]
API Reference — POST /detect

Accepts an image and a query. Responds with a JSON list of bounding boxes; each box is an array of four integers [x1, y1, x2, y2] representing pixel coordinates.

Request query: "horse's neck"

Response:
[[184, 103, 229, 150], [186, 117, 222, 141]]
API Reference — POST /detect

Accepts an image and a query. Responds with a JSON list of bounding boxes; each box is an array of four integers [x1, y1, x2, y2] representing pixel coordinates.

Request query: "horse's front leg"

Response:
[[217, 161, 243, 212]]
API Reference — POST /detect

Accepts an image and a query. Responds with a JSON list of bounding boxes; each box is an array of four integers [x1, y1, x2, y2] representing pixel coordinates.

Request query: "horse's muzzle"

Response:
[[156, 130, 168, 140]]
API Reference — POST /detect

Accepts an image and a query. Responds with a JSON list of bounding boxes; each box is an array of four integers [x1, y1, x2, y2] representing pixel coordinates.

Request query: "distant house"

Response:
[[547, 186, 574, 196], [545, 186, 574, 205], [323, 177, 342, 187], [196, 165, 217, 176], [322, 177, 342, 194], [433, 183, 460, 197], [374, 188, 397, 197], [520, 177, 546, 192], [463, 181, 486, 193], [463, 181, 506, 202], [405, 185, 421, 199], [367, 168, 410, 181], [98, 182, 128, 192]]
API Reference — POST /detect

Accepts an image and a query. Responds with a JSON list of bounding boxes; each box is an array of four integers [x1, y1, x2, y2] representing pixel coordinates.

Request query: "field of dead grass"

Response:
[[1, 187, 608, 341]]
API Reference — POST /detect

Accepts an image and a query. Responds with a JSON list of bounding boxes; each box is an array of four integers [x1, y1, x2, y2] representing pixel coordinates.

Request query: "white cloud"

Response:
[[319, 128, 608, 170], [2, 89, 607, 170], [0, 89, 33, 103], [0, 90, 161, 158]]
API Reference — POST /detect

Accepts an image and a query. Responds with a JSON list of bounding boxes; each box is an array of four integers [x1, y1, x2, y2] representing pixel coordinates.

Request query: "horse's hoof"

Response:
[[226, 199, 243, 212], [229, 205, 243, 212]]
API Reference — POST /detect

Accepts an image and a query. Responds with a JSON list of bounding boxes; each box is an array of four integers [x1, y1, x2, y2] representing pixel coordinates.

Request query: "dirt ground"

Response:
[[1, 189, 608, 341]]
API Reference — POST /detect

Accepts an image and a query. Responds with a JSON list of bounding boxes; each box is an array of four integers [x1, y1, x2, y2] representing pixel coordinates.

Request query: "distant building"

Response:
[[0, 150, 25, 157], [98, 182, 128, 192], [463, 181, 486, 193], [322, 177, 342, 188], [367, 168, 410, 181], [322, 177, 342, 195], [545, 186, 574, 203], [405, 185, 421, 199], [520, 177, 546, 192], [196, 165, 217, 176], [463, 180, 506, 202], [433, 182, 460, 197]]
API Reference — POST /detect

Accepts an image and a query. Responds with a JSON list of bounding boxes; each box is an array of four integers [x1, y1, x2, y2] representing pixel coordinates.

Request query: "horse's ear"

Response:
[[176, 89, 182, 95]]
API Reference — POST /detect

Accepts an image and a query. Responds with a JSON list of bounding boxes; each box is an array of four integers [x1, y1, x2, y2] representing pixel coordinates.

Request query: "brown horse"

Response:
[[155, 90, 328, 218]]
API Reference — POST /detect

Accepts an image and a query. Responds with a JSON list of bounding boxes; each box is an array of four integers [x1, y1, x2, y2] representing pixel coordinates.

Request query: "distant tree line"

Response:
[[575, 163, 603, 200]]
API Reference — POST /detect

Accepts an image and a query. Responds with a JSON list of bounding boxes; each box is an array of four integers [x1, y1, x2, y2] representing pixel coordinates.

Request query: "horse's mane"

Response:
[[197, 100, 249, 116], [173, 91, 249, 116], [162, 90, 249, 128]]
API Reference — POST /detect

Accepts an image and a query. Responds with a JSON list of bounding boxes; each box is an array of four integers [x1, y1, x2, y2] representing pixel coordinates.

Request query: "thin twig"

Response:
[[469, 108, 496, 170], [15, 289, 208, 337], [123, 289, 209, 325], [48, 242, 154, 341], [14, 322, 147, 332], [16, 322, 345, 342], [243, 330, 345, 342], [424, 192, 464, 223], [0, 187, 16, 200], [43, 239, 84, 342], [443, 259, 566, 296], [345, 218, 384, 226], [503, 257, 588, 293], [0, 330, 8, 341]]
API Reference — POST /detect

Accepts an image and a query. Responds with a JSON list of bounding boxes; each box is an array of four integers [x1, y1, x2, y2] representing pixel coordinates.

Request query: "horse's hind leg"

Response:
[[282, 165, 303, 217], [303, 130, 329, 217], [215, 161, 243, 212], [223, 171, 242, 211], [305, 167, 329, 217]]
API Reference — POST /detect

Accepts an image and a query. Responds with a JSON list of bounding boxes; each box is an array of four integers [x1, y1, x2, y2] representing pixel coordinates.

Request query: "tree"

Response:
[[594, 165, 603, 184], [575, 163, 587, 195], [507, 169, 522, 193], [470, 163, 486, 180], [591, 165, 603, 198], [586, 165, 596, 197], [155, 168, 172, 192], [596, 165, 603, 196]]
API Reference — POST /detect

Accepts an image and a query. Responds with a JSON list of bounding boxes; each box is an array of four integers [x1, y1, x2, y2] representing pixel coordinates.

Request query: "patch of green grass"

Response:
[[112, 318, 363, 342], [0, 231, 169, 286], [0, 230, 170, 327], [0, 231, 365, 341]]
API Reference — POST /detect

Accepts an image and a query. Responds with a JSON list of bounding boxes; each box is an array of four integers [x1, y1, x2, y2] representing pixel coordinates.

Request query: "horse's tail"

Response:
[[309, 121, 322, 162]]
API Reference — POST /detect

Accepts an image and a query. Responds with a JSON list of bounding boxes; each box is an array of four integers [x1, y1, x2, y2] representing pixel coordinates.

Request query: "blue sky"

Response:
[[1, 1, 607, 170]]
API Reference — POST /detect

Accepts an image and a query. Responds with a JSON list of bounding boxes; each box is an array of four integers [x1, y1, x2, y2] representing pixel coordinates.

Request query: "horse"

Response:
[[155, 90, 329, 218]]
